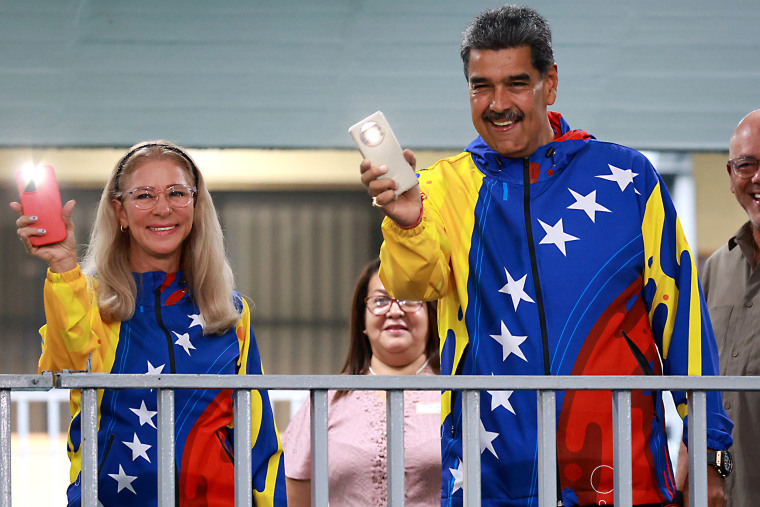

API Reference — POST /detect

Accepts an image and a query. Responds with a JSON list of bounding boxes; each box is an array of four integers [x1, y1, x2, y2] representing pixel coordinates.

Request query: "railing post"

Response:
[[234, 389, 253, 507], [612, 390, 633, 507], [462, 389, 481, 506], [81, 387, 99, 506], [0, 390, 10, 507], [537, 390, 557, 507], [310, 390, 329, 506], [386, 389, 405, 506], [157, 388, 175, 506], [688, 390, 708, 507]]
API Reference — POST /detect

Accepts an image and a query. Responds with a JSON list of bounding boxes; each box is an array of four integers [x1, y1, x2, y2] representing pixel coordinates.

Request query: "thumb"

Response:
[[62, 200, 76, 226]]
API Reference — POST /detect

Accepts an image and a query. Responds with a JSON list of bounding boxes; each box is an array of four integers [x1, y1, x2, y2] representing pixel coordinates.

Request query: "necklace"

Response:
[[368, 357, 430, 376]]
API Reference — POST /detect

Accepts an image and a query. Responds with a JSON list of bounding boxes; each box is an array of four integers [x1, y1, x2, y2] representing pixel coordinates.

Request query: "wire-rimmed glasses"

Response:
[[121, 184, 197, 210], [364, 295, 424, 316]]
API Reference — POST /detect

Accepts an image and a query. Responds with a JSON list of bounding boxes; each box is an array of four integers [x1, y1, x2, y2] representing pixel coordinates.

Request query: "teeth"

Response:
[[150, 226, 175, 231], [753, 194, 760, 199], [493, 120, 514, 127]]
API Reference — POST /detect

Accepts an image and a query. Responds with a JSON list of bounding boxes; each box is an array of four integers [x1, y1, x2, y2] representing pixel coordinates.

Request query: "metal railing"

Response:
[[2, 373, 758, 507]]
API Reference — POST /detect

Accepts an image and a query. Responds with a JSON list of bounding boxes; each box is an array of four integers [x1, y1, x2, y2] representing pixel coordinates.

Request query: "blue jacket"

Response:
[[39, 267, 286, 506], [379, 112, 733, 506]]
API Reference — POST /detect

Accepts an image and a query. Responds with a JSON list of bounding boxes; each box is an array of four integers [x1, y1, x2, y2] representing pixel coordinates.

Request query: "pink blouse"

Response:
[[282, 376, 442, 506]]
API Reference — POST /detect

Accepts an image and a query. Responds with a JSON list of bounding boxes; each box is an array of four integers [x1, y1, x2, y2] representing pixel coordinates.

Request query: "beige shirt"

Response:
[[702, 222, 760, 507]]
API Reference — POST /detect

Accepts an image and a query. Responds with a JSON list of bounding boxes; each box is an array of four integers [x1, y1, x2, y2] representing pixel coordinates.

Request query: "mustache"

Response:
[[482, 110, 524, 123]]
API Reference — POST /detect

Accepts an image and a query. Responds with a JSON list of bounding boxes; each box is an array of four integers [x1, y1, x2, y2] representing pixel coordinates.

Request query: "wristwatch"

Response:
[[706, 450, 733, 477]]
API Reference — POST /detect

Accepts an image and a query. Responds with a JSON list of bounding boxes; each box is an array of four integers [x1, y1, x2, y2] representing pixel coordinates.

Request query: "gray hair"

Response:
[[460, 4, 554, 79]]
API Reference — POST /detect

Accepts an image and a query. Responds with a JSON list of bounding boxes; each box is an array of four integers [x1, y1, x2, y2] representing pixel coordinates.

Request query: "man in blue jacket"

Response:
[[360, 5, 732, 506]]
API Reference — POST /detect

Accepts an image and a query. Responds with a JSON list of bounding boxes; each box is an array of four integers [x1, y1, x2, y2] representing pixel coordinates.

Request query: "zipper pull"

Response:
[[545, 147, 556, 166]]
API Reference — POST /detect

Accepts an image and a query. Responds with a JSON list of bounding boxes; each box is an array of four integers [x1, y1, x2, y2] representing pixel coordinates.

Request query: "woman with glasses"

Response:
[[11, 140, 286, 506], [282, 258, 441, 506]]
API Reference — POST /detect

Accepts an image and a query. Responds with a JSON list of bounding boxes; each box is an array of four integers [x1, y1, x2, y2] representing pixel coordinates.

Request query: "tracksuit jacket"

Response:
[[379, 112, 733, 506], [38, 266, 286, 506]]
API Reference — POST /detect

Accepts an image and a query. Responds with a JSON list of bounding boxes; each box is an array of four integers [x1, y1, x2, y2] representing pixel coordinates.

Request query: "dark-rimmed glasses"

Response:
[[364, 295, 424, 316], [122, 184, 197, 210], [728, 156, 760, 179]]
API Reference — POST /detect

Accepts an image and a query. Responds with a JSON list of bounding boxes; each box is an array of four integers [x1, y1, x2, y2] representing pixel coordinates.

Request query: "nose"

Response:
[[153, 192, 172, 214], [386, 299, 405, 317], [490, 85, 512, 113]]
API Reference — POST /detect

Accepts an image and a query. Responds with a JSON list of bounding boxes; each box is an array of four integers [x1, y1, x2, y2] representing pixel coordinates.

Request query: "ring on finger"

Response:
[[371, 196, 383, 208]]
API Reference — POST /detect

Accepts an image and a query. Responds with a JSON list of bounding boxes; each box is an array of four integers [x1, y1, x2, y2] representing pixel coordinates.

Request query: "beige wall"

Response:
[[2, 146, 748, 263], [0, 148, 457, 191], [693, 152, 748, 261]]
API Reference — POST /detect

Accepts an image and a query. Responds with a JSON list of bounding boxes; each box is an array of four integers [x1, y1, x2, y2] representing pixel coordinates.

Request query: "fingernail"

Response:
[[38, 228, 46, 234], [29, 216, 38, 221], [378, 165, 388, 173]]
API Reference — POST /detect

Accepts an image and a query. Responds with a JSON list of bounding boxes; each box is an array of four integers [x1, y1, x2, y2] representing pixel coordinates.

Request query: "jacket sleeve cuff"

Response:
[[382, 205, 427, 238], [46, 264, 83, 283]]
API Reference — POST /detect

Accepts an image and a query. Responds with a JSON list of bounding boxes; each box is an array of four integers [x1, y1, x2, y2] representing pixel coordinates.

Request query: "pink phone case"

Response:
[[16, 165, 67, 246]]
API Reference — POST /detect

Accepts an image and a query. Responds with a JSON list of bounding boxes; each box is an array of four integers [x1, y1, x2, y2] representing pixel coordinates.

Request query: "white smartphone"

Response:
[[349, 111, 418, 195]]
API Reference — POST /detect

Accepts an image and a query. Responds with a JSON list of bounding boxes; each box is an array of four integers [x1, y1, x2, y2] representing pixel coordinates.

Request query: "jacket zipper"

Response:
[[97, 434, 116, 476], [523, 155, 564, 506], [522, 157, 551, 375], [155, 289, 176, 374], [153, 285, 180, 506]]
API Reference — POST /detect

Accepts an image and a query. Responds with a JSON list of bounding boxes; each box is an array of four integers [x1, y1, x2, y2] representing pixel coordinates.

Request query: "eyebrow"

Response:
[[469, 73, 533, 85]]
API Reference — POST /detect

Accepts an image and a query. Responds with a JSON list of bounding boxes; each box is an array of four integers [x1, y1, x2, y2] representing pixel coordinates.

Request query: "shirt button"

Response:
[[725, 401, 731, 410], [745, 300, 753, 308], [732, 349, 739, 357]]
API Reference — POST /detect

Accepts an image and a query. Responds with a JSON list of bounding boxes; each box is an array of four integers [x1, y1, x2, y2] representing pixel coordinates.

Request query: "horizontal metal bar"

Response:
[[0, 374, 54, 390], [53, 373, 760, 391]]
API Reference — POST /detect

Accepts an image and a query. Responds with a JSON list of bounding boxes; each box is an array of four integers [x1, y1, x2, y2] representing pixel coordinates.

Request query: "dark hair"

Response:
[[334, 259, 439, 400], [460, 4, 554, 79]]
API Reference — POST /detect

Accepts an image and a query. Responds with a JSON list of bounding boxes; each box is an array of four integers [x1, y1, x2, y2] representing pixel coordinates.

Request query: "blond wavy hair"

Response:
[[81, 140, 240, 335]]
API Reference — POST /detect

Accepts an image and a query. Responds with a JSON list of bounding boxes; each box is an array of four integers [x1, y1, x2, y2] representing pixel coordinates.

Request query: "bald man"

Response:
[[679, 110, 760, 506]]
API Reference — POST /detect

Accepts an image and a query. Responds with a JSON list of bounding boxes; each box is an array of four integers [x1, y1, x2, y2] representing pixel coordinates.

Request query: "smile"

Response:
[[492, 120, 515, 127], [149, 226, 176, 232]]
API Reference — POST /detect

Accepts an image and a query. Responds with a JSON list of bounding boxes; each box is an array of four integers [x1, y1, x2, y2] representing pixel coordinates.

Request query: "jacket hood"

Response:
[[465, 111, 594, 183]]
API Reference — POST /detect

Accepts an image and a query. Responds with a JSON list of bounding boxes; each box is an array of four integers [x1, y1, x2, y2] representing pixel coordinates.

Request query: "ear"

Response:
[[111, 199, 129, 230], [544, 63, 559, 106], [727, 163, 737, 195]]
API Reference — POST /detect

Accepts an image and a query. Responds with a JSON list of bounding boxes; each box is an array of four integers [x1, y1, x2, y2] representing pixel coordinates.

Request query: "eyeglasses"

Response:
[[364, 295, 424, 316], [122, 184, 197, 210], [728, 156, 760, 179]]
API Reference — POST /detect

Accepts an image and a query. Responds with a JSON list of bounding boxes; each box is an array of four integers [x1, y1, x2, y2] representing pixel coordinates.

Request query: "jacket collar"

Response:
[[465, 111, 593, 183], [134, 271, 189, 307]]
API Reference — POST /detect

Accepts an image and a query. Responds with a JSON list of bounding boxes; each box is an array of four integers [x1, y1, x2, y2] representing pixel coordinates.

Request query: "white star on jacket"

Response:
[[538, 218, 579, 256], [567, 189, 610, 222], [480, 420, 499, 458], [129, 400, 157, 429], [499, 268, 535, 310], [188, 313, 205, 329], [490, 321, 528, 362], [488, 389, 516, 414], [597, 164, 639, 193], [108, 465, 137, 494], [449, 460, 464, 494], [145, 361, 164, 375], [173, 331, 196, 356], [123, 432, 151, 463]]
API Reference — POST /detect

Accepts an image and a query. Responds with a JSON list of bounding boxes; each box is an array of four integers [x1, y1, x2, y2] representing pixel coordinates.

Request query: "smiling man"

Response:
[[678, 110, 760, 507], [359, 4, 732, 507]]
